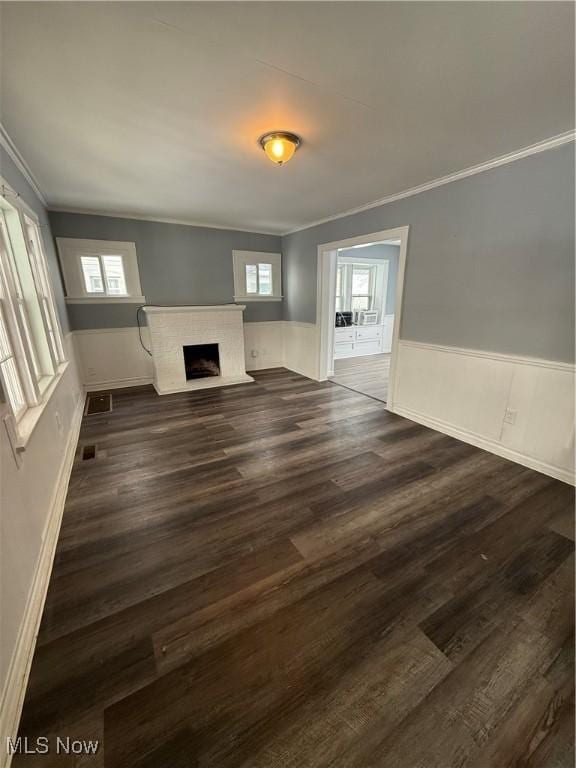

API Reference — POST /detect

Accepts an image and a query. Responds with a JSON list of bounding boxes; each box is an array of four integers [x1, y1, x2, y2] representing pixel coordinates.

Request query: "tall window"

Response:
[[0, 274, 27, 420], [245, 262, 272, 296], [350, 265, 375, 312], [24, 215, 66, 366], [0, 182, 66, 430], [233, 251, 282, 301], [335, 263, 377, 313]]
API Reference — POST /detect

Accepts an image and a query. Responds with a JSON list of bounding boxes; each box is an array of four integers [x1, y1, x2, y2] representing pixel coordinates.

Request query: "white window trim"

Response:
[[0, 178, 69, 452], [56, 238, 145, 302], [232, 250, 283, 302], [65, 296, 146, 304], [336, 261, 379, 312]]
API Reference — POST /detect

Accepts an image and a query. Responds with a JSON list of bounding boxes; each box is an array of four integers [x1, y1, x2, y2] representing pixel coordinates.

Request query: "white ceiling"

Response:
[[1, 2, 574, 234]]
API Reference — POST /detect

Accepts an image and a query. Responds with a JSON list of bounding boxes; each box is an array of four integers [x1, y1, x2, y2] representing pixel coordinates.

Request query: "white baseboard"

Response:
[[70, 327, 574, 485], [72, 323, 318, 386], [85, 376, 153, 392], [0, 394, 84, 768], [392, 340, 575, 486], [73, 327, 154, 392], [392, 404, 574, 486]]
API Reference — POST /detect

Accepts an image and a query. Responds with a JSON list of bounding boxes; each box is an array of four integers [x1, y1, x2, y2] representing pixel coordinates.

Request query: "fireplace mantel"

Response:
[[143, 304, 254, 395], [144, 304, 245, 314]]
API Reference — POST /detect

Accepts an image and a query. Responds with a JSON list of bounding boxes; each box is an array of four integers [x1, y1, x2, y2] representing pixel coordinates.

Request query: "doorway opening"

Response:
[[316, 227, 408, 409]]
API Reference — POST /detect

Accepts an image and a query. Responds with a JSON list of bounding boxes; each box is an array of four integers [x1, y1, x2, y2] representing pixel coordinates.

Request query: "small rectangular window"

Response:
[[81, 256, 104, 294], [57, 239, 144, 303], [233, 251, 282, 301]]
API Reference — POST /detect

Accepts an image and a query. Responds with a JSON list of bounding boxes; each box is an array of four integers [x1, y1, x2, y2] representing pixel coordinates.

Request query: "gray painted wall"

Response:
[[338, 243, 400, 315], [48, 212, 283, 328], [282, 142, 575, 363], [0, 146, 69, 333]]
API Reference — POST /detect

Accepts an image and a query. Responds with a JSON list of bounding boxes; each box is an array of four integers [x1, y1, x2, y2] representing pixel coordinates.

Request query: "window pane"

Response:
[[336, 266, 342, 298], [245, 264, 258, 294], [26, 217, 66, 364], [351, 296, 370, 312], [102, 255, 127, 295], [352, 267, 371, 295], [17, 301, 40, 380], [0, 300, 26, 417], [0, 306, 11, 363], [335, 297, 342, 312], [258, 263, 272, 295], [1, 357, 26, 417], [1, 212, 51, 379], [81, 256, 104, 293]]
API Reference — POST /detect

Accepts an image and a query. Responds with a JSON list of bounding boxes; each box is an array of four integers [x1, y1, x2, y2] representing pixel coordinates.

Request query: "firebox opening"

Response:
[[183, 343, 220, 380]]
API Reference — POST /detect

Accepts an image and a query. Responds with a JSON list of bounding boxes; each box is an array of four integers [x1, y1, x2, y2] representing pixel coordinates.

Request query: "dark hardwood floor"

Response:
[[330, 353, 391, 402], [15, 368, 574, 767]]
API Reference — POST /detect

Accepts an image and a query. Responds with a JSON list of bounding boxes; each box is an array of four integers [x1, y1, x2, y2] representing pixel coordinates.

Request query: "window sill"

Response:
[[65, 296, 146, 304], [13, 361, 70, 451], [233, 295, 283, 302]]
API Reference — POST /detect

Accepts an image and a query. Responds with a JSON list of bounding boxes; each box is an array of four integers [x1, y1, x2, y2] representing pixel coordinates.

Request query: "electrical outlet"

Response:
[[250, 349, 259, 358], [504, 408, 517, 425]]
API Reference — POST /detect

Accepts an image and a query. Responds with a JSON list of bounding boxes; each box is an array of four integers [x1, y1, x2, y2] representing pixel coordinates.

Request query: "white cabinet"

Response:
[[334, 324, 388, 359]]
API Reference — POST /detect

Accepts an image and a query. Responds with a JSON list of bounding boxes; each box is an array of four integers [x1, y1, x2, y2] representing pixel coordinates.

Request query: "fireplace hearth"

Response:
[[183, 343, 220, 380]]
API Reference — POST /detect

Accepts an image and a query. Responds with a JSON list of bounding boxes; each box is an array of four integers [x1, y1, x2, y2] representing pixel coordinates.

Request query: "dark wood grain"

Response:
[[14, 368, 574, 767]]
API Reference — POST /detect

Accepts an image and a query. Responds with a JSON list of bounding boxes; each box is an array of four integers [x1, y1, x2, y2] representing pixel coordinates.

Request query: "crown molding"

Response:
[[283, 130, 576, 236], [1, 121, 573, 238], [0, 123, 48, 207], [47, 206, 281, 237]]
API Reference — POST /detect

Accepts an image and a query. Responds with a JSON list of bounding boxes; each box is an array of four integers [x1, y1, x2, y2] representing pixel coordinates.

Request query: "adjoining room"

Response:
[[331, 239, 400, 402]]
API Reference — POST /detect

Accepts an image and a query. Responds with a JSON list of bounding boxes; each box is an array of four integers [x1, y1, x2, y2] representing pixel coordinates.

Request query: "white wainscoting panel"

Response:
[[72, 323, 290, 387], [392, 340, 575, 484], [73, 327, 154, 390], [282, 321, 320, 380], [244, 322, 284, 371]]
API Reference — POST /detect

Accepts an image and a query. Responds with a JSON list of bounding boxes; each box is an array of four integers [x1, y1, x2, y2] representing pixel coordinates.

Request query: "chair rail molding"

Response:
[[390, 340, 575, 485]]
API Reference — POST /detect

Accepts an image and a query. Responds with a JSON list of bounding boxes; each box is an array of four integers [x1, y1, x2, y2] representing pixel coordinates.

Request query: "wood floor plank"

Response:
[[13, 369, 574, 767]]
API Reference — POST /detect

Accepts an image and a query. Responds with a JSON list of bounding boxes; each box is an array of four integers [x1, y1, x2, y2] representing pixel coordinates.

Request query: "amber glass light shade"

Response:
[[259, 132, 301, 165]]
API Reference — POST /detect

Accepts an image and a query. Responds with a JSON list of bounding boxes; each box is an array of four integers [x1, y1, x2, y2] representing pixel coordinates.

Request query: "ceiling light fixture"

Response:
[[259, 131, 301, 165]]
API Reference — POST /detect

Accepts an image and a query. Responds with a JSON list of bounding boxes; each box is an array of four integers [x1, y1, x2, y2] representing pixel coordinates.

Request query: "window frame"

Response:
[[23, 213, 67, 369], [232, 250, 282, 302], [56, 238, 145, 303], [0, 180, 68, 447], [336, 262, 377, 313], [350, 264, 376, 311]]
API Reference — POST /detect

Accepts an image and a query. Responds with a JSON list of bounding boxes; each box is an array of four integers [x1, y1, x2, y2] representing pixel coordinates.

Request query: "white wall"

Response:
[[73, 327, 154, 390], [393, 340, 575, 484], [71, 321, 318, 389], [0, 335, 83, 764]]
